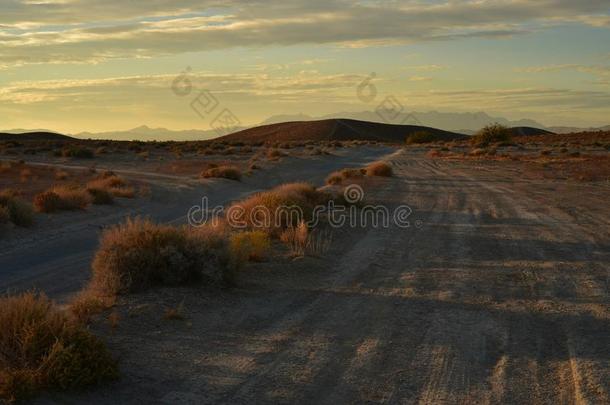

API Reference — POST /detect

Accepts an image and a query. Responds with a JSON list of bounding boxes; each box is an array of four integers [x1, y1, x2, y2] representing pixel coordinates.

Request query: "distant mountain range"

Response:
[[2, 111, 608, 141]]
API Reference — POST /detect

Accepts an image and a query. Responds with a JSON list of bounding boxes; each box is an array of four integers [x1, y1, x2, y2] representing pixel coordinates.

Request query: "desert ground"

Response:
[[1, 133, 609, 404]]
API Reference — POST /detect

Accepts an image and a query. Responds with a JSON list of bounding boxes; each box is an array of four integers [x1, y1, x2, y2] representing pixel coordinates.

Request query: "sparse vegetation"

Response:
[[0, 292, 117, 403], [61, 146, 94, 159], [34, 186, 92, 212], [325, 168, 364, 185], [471, 123, 512, 146], [200, 165, 242, 181], [87, 173, 135, 199], [0, 190, 34, 227], [90, 218, 230, 295], [406, 131, 437, 145], [365, 161, 393, 177], [230, 231, 271, 262], [228, 183, 331, 236]]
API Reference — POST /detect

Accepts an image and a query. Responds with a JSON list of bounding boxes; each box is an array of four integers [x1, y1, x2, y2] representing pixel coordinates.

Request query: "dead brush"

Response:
[[325, 168, 364, 185], [87, 173, 135, 198], [0, 189, 34, 227], [230, 231, 271, 262], [163, 301, 185, 321], [0, 292, 118, 403], [89, 217, 231, 295], [229, 183, 332, 236], [365, 161, 393, 177], [280, 221, 332, 257], [200, 165, 242, 181]]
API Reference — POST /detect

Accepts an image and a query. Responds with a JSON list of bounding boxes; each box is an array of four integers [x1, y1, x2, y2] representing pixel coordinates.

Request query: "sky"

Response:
[[1, 0, 609, 134]]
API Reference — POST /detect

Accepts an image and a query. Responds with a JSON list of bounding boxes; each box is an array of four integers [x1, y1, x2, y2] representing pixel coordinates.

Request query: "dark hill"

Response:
[[218, 119, 467, 143], [508, 127, 555, 137], [0, 131, 74, 141]]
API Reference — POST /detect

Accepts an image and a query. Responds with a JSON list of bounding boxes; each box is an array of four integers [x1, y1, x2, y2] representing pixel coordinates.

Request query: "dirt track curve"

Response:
[[39, 149, 609, 404]]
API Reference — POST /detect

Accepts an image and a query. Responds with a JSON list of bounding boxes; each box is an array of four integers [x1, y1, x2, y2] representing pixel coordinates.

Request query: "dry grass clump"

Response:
[[325, 168, 365, 185], [230, 231, 271, 262], [87, 173, 135, 199], [266, 148, 284, 160], [34, 186, 92, 213], [280, 221, 332, 257], [0, 189, 34, 227], [69, 293, 115, 324], [60, 146, 94, 159], [54, 170, 69, 180], [365, 161, 393, 177], [52, 186, 92, 210], [229, 183, 331, 236], [469, 148, 487, 156], [0, 292, 117, 403], [200, 165, 242, 181], [90, 218, 230, 295], [406, 131, 437, 145]]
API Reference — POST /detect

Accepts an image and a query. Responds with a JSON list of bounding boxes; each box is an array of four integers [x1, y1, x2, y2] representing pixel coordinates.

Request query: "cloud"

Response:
[[408, 76, 432, 82], [0, 0, 609, 67]]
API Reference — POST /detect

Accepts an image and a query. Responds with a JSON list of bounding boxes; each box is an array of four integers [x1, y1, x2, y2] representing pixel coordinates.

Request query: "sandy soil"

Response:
[[29, 147, 609, 404]]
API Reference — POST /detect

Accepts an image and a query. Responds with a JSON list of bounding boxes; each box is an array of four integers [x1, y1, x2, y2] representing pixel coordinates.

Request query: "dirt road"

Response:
[[42, 149, 609, 404]]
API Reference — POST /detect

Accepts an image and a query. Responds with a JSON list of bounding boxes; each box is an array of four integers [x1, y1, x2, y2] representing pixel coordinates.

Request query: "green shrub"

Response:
[[0, 292, 117, 403]]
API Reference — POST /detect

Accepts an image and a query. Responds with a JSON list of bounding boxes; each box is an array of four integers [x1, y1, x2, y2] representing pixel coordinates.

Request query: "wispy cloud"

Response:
[[0, 0, 609, 67]]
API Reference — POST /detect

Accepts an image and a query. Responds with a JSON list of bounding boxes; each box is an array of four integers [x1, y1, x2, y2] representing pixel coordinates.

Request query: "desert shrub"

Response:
[[365, 161, 393, 177], [280, 221, 309, 256], [0, 206, 9, 225], [325, 168, 364, 185], [470, 148, 487, 156], [87, 187, 114, 205], [406, 131, 436, 144], [471, 123, 512, 146], [61, 146, 94, 159], [69, 293, 114, 324], [52, 186, 92, 210], [0, 190, 34, 227], [90, 218, 229, 295], [200, 165, 242, 181], [54, 170, 69, 180], [280, 221, 332, 257], [0, 292, 117, 403], [230, 231, 271, 262], [0, 162, 11, 174], [87, 174, 134, 199], [266, 148, 284, 159], [33, 190, 62, 213], [325, 172, 344, 185], [229, 183, 331, 236]]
